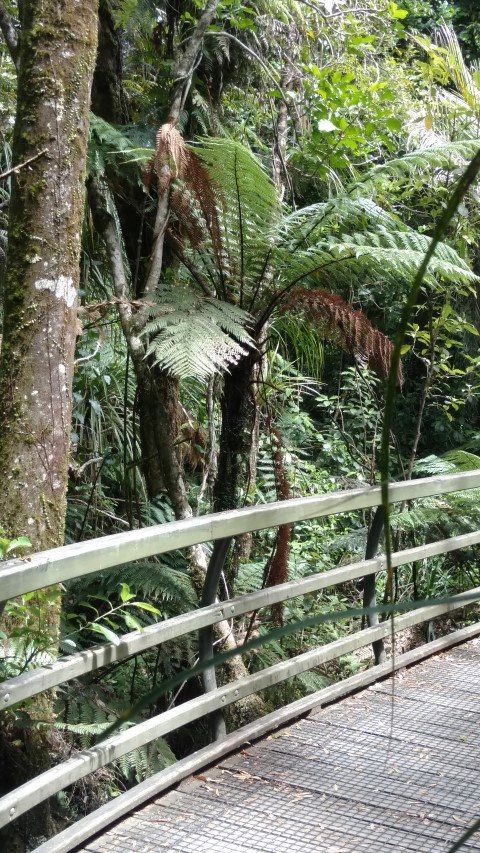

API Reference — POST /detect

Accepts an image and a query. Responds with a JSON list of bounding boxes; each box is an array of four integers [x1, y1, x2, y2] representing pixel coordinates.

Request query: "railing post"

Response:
[[363, 506, 386, 665], [198, 538, 232, 740]]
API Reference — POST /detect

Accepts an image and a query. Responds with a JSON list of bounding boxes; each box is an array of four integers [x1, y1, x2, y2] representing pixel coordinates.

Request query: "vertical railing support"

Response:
[[363, 506, 386, 665], [198, 537, 232, 740]]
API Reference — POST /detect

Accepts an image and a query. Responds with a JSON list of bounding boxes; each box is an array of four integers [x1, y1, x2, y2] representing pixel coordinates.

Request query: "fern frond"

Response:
[[191, 138, 280, 305], [367, 139, 480, 180], [142, 284, 255, 379], [88, 115, 150, 184], [271, 194, 477, 312], [395, 451, 480, 539], [104, 560, 196, 612], [284, 288, 400, 383], [334, 238, 477, 286], [442, 450, 480, 471], [271, 314, 325, 379], [282, 196, 407, 237]]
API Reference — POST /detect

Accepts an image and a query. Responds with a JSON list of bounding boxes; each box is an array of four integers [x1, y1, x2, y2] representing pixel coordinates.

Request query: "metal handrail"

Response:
[[2, 470, 479, 601], [3, 528, 480, 711], [1, 470, 480, 851]]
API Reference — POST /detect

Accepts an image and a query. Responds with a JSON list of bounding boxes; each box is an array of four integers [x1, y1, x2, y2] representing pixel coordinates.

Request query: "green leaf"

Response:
[[89, 623, 120, 645], [386, 117, 402, 132], [132, 601, 162, 616], [119, 582, 135, 603], [6, 536, 32, 554], [123, 613, 144, 632]]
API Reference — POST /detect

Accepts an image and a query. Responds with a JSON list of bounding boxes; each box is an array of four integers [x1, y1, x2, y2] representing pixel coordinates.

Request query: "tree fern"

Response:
[[101, 130, 477, 381]]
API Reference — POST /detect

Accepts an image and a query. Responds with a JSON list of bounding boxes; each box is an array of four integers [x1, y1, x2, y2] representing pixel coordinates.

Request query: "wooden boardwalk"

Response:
[[80, 640, 480, 853]]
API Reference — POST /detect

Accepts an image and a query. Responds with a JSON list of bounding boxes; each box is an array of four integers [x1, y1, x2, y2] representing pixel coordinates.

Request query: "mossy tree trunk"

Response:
[[0, 1, 98, 848]]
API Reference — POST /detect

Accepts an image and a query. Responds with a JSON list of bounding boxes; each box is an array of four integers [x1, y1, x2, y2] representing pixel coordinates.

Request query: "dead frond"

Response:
[[286, 288, 403, 385]]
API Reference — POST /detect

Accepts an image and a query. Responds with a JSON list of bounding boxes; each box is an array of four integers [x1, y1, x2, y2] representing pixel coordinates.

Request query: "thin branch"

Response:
[[87, 178, 146, 369], [296, 0, 385, 24], [74, 338, 101, 365], [168, 0, 220, 124], [0, 148, 48, 180], [134, 0, 221, 330]]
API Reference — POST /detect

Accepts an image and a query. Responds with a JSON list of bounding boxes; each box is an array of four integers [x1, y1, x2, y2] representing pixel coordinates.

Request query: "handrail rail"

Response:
[[3, 527, 480, 710], [31, 621, 480, 853], [2, 586, 478, 830], [1, 470, 480, 600], [1, 470, 480, 852]]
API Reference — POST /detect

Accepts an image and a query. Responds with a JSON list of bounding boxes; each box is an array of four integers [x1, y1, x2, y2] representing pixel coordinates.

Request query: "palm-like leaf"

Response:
[[191, 138, 280, 308], [367, 139, 480, 179]]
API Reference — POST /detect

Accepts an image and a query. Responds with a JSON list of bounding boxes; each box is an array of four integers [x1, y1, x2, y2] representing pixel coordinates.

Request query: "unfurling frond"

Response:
[[286, 288, 402, 384], [142, 285, 255, 379]]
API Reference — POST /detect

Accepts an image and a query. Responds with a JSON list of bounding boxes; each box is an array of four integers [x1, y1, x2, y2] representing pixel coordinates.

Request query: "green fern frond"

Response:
[[283, 196, 407, 237], [142, 284, 255, 379], [394, 450, 480, 540], [271, 315, 325, 379], [191, 138, 280, 304], [442, 450, 480, 471], [334, 240, 477, 286], [272, 193, 477, 307], [105, 561, 196, 612], [55, 719, 111, 737], [88, 115, 150, 184], [367, 139, 480, 180], [115, 739, 176, 782]]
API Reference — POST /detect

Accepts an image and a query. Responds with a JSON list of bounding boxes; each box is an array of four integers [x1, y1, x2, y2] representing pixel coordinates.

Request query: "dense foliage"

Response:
[[1, 0, 480, 846]]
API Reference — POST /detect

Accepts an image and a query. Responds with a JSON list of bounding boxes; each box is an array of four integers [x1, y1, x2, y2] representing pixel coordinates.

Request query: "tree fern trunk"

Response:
[[136, 364, 265, 726], [213, 352, 262, 594]]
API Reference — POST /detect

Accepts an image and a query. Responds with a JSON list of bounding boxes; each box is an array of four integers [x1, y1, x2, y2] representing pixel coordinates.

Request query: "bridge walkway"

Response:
[[79, 639, 480, 853]]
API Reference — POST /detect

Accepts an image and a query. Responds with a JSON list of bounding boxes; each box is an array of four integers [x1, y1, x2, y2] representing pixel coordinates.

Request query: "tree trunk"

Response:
[[213, 352, 260, 591], [91, 0, 127, 124], [214, 353, 259, 513], [0, 0, 98, 543], [0, 1, 98, 847]]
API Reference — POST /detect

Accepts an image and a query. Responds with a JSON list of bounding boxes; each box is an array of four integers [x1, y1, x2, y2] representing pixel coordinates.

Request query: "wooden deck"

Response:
[[79, 639, 480, 853]]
